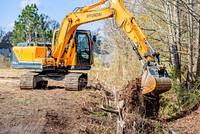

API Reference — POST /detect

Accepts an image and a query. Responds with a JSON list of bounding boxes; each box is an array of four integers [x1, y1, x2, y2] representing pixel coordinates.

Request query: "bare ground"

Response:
[[0, 70, 115, 133], [167, 107, 200, 134], [0, 69, 199, 133]]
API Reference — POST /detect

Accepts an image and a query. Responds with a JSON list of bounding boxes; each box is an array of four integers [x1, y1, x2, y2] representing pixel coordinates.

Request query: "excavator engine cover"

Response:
[[141, 66, 171, 95]]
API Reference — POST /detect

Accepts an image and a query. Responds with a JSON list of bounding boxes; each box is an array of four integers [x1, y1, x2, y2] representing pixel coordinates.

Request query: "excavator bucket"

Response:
[[141, 68, 172, 95]]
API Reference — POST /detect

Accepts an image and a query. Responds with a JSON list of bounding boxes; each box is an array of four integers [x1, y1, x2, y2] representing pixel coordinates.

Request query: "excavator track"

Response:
[[20, 72, 48, 90], [20, 72, 39, 89], [64, 73, 87, 91]]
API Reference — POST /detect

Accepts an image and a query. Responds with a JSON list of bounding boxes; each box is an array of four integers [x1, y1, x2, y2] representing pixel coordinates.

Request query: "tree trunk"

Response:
[[166, 0, 175, 65], [196, 20, 200, 77], [187, 0, 194, 89], [174, 0, 182, 82], [166, 0, 181, 82]]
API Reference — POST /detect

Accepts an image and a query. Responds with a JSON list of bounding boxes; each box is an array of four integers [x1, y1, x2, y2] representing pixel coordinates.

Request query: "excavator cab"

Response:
[[75, 30, 92, 66], [52, 30, 93, 70]]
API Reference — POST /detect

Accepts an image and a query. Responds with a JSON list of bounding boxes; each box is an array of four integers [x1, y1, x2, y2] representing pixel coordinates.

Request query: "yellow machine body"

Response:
[[12, 30, 93, 70]]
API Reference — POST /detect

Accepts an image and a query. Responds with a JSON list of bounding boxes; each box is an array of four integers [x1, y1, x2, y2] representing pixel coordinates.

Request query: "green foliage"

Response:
[[193, 77, 200, 90], [12, 4, 59, 45], [160, 70, 200, 118], [154, 122, 170, 134], [1, 32, 12, 43]]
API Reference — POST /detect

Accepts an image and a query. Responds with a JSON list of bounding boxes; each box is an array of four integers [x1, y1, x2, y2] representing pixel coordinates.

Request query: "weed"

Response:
[[154, 122, 171, 134]]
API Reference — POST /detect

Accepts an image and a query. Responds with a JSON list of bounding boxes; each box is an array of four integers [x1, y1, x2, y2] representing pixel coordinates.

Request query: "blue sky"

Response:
[[0, 0, 103, 32]]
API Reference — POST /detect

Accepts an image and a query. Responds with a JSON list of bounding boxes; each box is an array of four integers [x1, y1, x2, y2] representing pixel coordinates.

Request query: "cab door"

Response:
[[76, 31, 93, 66]]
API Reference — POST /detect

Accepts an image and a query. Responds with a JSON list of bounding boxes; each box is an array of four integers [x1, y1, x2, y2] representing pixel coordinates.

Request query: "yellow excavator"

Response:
[[12, 0, 171, 95]]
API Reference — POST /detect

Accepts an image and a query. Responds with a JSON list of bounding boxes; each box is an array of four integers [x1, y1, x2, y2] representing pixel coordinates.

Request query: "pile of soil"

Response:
[[119, 78, 160, 118], [118, 78, 164, 133], [119, 78, 144, 114]]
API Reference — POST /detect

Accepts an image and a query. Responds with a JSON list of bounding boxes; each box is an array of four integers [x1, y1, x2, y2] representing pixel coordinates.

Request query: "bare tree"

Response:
[[196, 20, 200, 77], [187, 0, 194, 88]]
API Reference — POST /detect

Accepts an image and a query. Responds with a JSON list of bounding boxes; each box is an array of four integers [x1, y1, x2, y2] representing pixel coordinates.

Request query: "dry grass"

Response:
[[0, 61, 11, 69], [0, 68, 28, 78], [89, 56, 142, 90]]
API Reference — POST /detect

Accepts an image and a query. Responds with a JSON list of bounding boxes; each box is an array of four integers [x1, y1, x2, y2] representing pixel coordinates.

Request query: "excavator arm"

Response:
[[52, 0, 153, 64], [52, 0, 171, 95]]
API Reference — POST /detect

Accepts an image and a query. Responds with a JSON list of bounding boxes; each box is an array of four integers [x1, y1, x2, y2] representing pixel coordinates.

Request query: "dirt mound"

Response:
[[119, 78, 160, 118], [117, 78, 163, 133], [119, 78, 144, 114]]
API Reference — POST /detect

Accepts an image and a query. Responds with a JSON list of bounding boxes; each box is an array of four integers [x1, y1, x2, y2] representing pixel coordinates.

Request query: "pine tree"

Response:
[[12, 4, 60, 45]]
